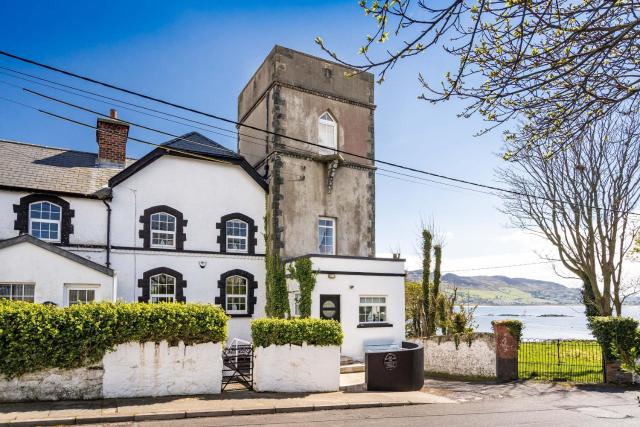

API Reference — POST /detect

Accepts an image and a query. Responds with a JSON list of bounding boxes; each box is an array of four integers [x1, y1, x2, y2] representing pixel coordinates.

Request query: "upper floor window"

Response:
[[217, 213, 257, 255], [225, 275, 248, 314], [318, 217, 335, 255], [150, 212, 176, 248], [29, 201, 61, 242], [318, 112, 337, 154], [149, 273, 176, 303], [0, 283, 35, 302], [226, 219, 248, 253]]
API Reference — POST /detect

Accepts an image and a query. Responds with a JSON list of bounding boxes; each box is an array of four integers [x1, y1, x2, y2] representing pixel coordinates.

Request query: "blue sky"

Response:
[[0, 0, 577, 285]]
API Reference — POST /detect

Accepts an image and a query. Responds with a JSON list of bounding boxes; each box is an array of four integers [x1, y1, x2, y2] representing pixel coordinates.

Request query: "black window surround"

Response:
[[13, 194, 74, 245], [137, 267, 187, 303], [216, 213, 258, 255], [139, 205, 187, 251], [215, 269, 258, 317]]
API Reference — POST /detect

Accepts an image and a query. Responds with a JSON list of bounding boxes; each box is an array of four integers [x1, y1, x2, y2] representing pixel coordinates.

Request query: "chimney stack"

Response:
[[96, 109, 129, 167]]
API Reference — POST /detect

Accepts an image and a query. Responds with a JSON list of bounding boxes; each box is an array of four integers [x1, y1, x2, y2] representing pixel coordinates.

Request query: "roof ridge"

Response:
[[0, 139, 137, 160]]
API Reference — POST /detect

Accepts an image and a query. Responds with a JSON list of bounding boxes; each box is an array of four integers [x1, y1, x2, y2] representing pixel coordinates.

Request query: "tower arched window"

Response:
[[318, 112, 337, 154]]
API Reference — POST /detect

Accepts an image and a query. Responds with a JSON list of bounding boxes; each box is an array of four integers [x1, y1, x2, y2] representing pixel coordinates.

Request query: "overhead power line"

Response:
[[441, 259, 560, 274], [0, 96, 230, 166], [1, 50, 639, 217]]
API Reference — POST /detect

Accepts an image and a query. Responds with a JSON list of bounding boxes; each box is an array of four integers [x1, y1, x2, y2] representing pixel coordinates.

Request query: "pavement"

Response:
[[1, 376, 638, 426], [0, 389, 452, 426]]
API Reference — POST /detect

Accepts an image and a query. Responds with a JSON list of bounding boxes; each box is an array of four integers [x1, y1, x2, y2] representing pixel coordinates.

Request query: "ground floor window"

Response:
[[359, 296, 387, 323], [150, 273, 176, 303], [225, 275, 248, 314], [292, 292, 301, 317], [67, 288, 96, 306], [0, 283, 35, 302]]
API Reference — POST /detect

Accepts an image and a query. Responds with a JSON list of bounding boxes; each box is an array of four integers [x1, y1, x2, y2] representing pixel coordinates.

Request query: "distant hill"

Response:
[[406, 271, 582, 305]]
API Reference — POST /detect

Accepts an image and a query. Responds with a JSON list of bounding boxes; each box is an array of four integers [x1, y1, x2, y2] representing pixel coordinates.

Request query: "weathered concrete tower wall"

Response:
[[238, 46, 376, 258]]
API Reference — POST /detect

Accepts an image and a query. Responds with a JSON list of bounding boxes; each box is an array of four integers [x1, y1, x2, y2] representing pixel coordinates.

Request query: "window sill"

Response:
[[357, 322, 393, 328]]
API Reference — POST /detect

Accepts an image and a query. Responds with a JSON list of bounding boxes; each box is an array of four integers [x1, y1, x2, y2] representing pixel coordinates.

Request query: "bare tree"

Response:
[[317, 1, 640, 155], [499, 113, 640, 316]]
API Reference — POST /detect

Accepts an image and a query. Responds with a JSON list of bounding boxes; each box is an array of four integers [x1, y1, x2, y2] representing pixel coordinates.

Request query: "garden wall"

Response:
[[413, 333, 497, 378], [253, 344, 340, 392], [0, 341, 222, 402]]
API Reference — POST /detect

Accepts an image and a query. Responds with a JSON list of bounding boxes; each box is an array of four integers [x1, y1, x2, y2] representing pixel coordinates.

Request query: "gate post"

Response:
[[492, 321, 520, 382]]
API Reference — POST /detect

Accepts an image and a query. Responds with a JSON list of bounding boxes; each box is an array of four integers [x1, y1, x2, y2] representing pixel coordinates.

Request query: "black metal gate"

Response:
[[222, 344, 253, 391], [518, 339, 604, 383]]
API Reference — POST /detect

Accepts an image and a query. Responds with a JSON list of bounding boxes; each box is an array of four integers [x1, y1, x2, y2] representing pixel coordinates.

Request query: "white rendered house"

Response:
[[0, 46, 406, 359], [0, 112, 266, 343]]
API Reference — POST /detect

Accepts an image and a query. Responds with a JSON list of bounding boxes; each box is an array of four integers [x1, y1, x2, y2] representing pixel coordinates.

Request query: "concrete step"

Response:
[[340, 363, 365, 374], [339, 372, 366, 392], [340, 355, 355, 365]]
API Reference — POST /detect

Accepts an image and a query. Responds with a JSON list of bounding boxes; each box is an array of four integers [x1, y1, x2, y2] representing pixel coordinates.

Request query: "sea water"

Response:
[[473, 305, 640, 339]]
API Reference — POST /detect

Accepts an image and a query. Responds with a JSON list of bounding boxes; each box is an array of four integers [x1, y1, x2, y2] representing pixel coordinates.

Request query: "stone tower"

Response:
[[237, 46, 375, 258]]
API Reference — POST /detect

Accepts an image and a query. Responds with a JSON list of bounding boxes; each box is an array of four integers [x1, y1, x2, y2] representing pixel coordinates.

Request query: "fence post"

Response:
[[493, 323, 519, 382]]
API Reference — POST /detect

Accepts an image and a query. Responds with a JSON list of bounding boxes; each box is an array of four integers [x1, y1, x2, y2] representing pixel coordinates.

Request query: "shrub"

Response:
[[589, 316, 639, 360], [492, 319, 524, 341], [0, 301, 228, 378], [251, 318, 343, 348]]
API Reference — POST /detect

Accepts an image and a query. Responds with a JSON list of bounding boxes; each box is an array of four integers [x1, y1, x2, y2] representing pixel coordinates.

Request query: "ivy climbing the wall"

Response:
[[288, 257, 316, 318]]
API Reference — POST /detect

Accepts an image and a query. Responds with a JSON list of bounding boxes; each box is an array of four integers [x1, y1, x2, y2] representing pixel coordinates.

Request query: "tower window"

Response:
[[318, 217, 336, 255], [318, 112, 337, 154]]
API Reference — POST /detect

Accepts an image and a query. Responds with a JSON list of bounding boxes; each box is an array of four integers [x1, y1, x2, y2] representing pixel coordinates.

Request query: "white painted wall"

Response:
[[0, 240, 115, 306], [102, 341, 222, 398], [109, 250, 264, 342], [0, 190, 107, 245], [253, 344, 340, 392], [0, 341, 223, 401], [109, 155, 265, 252], [413, 334, 497, 378], [0, 366, 103, 402], [287, 256, 405, 361]]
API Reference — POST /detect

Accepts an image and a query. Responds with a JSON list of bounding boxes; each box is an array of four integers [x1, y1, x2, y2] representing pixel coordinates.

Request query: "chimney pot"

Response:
[[110, 109, 118, 119]]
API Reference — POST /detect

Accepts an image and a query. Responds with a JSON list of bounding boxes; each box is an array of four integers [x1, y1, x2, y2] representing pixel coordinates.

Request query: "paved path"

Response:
[[85, 382, 640, 426], [1, 379, 638, 426], [0, 389, 452, 426]]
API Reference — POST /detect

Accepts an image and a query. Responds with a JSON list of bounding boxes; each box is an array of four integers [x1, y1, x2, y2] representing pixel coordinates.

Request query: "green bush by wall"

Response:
[[0, 301, 228, 378], [589, 316, 639, 360], [251, 318, 344, 348]]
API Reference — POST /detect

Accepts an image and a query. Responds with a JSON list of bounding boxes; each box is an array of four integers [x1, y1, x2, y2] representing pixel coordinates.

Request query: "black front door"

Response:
[[319, 294, 340, 322]]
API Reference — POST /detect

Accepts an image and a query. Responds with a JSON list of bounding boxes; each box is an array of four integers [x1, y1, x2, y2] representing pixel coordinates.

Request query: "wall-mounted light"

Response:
[[349, 285, 355, 289], [199, 261, 207, 269]]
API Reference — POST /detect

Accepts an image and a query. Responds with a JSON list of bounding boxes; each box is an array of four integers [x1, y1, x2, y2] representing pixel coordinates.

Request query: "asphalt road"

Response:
[[94, 386, 640, 427]]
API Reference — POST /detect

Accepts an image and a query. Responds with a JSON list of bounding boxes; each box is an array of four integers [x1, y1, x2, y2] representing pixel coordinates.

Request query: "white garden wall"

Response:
[[102, 341, 222, 398], [414, 333, 497, 378], [253, 344, 340, 392], [0, 341, 222, 402], [0, 366, 103, 402]]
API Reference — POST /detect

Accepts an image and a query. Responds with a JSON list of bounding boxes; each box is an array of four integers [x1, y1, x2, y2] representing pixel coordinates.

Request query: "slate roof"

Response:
[[0, 234, 114, 276], [161, 131, 241, 159], [0, 132, 267, 197], [0, 139, 135, 197]]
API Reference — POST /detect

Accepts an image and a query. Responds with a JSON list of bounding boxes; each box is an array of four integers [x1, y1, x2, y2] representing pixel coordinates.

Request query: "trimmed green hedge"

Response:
[[251, 318, 343, 348], [0, 301, 228, 378], [589, 316, 639, 360]]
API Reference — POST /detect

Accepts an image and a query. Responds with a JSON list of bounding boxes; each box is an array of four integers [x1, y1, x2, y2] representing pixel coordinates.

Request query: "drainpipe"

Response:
[[102, 199, 112, 268]]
